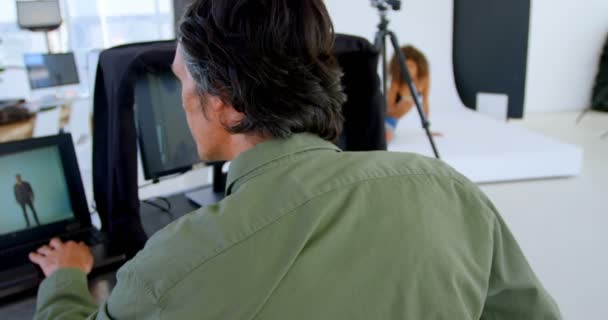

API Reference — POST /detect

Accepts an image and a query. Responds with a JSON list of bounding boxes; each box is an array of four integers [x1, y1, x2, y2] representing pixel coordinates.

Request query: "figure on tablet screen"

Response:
[[385, 45, 433, 142], [14, 174, 40, 228]]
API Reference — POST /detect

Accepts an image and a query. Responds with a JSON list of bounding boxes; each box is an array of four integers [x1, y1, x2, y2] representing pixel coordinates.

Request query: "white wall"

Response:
[[0, 69, 30, 100], [327, 0, 608, 116], [326, 0, 464, 117], [525, 0, 608, 113]]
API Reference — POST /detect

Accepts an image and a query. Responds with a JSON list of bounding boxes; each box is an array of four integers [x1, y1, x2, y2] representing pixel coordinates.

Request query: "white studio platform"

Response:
[[327, 1, 584, 184], [388, 108, 583, 183]]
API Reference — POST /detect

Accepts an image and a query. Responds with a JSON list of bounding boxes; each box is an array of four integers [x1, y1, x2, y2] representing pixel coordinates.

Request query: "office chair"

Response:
[[92, 41, 176, 257], [92, 36, 386, 254], [334, 34, 387, 151]]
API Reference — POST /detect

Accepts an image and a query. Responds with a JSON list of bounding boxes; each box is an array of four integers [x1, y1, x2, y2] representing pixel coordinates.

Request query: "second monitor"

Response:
[[24, 52, 79, 90], [134, 70, 201, 181]]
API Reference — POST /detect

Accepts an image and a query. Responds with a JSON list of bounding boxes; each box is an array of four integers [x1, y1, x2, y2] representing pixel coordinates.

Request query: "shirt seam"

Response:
[[156, 170, 466, 303], [227, 146, 341, 194]]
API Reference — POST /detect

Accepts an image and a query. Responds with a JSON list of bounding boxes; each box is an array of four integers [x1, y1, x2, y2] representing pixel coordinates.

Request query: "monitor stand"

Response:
[[184, 186, 225, 207], [185, 162, 227, 207]]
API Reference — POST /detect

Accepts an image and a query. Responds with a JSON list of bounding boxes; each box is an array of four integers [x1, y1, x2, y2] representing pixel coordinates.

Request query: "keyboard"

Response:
[[0, 228, 104, 270]]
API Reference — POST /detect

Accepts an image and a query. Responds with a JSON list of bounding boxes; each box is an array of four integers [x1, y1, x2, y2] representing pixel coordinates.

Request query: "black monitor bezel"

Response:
[[23, 52, 80, 90], [0, 134, 91, 250]]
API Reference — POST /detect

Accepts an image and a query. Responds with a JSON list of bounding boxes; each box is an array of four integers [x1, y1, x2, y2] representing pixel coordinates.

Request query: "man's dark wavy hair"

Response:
[[178, 0, 347, 141]]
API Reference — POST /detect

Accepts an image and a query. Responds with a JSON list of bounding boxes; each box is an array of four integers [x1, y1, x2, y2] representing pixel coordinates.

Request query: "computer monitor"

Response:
[[23, 52, 80, 90], [134, 70, 201, 181], [0, 134, 91, 250]]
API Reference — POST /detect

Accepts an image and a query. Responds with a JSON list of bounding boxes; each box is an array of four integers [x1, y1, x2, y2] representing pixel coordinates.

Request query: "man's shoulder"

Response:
[[298, 149, 471, 190], [282, 149, 495, 227]]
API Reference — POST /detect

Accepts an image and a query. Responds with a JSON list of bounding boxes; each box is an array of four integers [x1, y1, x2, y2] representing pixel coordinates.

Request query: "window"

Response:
[[0, 0, 174, 91], [67, 0, 174, 50], [0, 1, 48, 67]]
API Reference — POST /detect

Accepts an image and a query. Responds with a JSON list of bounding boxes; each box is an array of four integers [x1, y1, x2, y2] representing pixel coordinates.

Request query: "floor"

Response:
[[480, 110, 608, 320]]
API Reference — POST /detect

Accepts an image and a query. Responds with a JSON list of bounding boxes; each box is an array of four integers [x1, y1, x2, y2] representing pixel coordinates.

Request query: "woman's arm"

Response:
[[387, 84, 415, 119], [421, 77, 430, 117]]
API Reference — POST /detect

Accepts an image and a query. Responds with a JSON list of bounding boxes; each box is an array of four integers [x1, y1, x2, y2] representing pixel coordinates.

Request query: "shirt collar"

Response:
[[226, 133, 341, 195]]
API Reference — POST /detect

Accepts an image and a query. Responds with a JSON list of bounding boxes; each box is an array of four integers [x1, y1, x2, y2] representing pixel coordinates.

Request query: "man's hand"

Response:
[[29, 238, 94, 277]]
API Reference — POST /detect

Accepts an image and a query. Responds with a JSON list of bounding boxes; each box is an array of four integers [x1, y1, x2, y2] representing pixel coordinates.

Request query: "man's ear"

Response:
[[205, 95, 225, 113], [211, 96, 245, 127]]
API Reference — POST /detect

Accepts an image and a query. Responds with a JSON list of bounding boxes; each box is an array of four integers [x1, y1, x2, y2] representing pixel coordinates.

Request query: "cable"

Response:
[[142, 197, 173, 217], [155, 196, 172, 212]]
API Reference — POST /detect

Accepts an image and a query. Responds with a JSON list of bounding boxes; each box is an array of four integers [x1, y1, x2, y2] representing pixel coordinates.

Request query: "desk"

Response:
[[0, 186, 223, 319], [0, 105, 72, 143]]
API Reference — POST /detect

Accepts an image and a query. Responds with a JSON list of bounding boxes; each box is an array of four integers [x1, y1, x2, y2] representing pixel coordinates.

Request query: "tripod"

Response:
[[373, 2, 440, 159]]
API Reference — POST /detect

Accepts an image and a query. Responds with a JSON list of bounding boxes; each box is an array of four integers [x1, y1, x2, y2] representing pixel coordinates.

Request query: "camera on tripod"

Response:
[[370, 0, 401, 11], [371, 0, 441, 158]]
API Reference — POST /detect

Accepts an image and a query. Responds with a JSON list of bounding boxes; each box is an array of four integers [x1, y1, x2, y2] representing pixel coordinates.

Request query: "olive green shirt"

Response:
[[35, 133, 560, 319]]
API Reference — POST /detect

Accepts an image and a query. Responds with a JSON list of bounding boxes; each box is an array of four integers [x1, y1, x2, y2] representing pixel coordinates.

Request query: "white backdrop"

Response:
[[328, 0, 608, 114], [326, 0, 462, 116]]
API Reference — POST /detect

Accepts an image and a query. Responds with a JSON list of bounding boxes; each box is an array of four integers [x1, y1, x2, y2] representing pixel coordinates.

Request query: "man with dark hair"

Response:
[[14, 174, 40, 228], [30, 0, 561, 319]]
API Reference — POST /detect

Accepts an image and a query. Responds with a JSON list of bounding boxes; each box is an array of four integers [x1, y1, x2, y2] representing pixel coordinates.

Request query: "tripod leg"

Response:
[[382, 38, 388, 111], [576, 108, 590, 124], [386, 31, 440, 159], [374, 27, 391, 146]]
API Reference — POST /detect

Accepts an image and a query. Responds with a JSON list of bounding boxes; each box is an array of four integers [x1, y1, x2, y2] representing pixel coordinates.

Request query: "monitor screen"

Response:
[[0, 146, 74, 236], [24, 52, 80, 90], [135, 71, 201, 180]]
